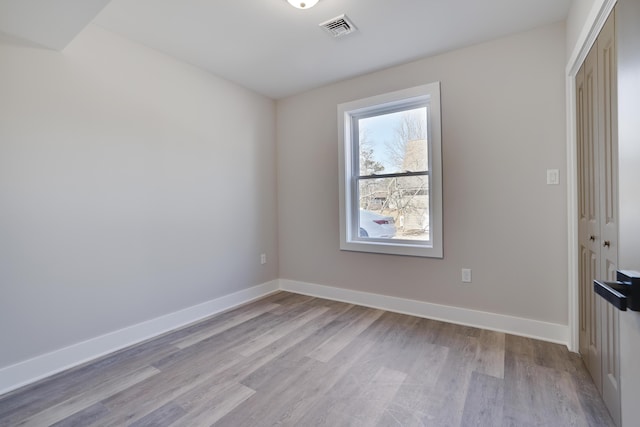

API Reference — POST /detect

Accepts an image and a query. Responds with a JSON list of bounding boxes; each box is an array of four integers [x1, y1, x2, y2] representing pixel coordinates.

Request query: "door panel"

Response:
[[597, 10, 621, 427], [582, 42, 603, 391], [588, 248, 602, 390], [577, 64, 590, 360]]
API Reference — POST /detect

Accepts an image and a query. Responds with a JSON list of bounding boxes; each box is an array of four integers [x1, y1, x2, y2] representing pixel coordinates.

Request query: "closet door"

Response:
[[597, 10, 621, 426], [577, 64, 589, 361], [579, 41, 603, 392], [576, 8, 621, 426]]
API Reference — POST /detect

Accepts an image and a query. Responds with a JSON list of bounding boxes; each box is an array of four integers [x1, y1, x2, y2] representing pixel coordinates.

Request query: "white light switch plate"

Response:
[[546, 169, 559, 185], [462, 268, 472, 283]]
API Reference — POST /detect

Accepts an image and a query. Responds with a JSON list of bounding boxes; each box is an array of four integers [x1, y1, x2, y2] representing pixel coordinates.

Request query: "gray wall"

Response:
[[0, 25, 278, 368], [277, 22, 568, 325]]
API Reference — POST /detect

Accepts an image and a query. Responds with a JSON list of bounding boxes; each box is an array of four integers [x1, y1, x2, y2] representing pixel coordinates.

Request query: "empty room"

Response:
[[1, 0, 640, 425]]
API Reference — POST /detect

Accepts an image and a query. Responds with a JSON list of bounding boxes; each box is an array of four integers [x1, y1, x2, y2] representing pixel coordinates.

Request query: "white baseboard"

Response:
[[279, 279, 570, 346], [0, 280, 279, 396], [0, 277, 570, 397]]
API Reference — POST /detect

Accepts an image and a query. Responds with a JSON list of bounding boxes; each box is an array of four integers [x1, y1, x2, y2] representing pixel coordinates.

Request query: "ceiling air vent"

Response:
[[319, 14, 357, 38]]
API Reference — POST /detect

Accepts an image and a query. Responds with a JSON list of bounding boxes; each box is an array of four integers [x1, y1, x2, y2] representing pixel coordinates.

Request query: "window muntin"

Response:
[[338, 83, 443, 258]]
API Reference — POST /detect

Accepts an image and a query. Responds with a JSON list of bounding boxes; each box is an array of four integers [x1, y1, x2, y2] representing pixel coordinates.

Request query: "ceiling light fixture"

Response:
[[287, 0, 319, 9]]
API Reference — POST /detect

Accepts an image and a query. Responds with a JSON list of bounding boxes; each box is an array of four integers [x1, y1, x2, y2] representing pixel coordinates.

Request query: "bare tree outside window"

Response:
[[358, 107, 430, 241], [386, 108, 427, 171]]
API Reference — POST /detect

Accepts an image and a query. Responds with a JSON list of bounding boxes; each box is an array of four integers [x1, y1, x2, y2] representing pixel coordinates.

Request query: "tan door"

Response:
[[578, 40, 603, 392], [596, 10, 621, 427], [577, 63, 588, 360], [576, 8, 621, 426]]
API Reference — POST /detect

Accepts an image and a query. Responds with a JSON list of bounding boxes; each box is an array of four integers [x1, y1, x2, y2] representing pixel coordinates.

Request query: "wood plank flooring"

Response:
[[0, 292, 615, 426]]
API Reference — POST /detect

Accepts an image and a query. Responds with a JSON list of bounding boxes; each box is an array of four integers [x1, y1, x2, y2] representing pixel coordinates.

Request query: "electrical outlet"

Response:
[[461, 268, 472, 283], [260, 253, 267, 265]]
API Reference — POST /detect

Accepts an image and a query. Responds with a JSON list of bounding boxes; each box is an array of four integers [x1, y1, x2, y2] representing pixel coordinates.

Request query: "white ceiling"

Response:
[[1, 0, 572, 99], [0, 0, 110, 49]]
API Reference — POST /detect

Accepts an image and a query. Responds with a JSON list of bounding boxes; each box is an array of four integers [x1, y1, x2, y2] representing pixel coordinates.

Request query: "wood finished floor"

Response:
[[0, 292, 614, 427]]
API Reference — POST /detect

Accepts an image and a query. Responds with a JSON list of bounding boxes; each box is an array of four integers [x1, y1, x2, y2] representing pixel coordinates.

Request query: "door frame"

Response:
[[566, 0, 617, 352]]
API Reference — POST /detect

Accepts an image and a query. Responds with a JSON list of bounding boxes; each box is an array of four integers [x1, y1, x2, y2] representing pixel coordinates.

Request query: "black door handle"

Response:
[[594, 270, 640, 311], [594, 280, 627, 310]]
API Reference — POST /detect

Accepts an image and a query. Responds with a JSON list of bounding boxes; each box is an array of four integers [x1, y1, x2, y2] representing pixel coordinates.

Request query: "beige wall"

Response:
[[277, 22, 568, 325], [0, 25, 278, 368]]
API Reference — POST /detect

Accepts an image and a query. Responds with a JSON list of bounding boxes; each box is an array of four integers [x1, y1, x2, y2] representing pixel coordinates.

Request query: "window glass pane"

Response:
[[358, 175, 430, 241], [358, 107, 428, 175]]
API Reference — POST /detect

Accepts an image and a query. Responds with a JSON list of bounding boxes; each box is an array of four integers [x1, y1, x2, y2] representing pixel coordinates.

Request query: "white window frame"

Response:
[[338, 82, 443, 258]]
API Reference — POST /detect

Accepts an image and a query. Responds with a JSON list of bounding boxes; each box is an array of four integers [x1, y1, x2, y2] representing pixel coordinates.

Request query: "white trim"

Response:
[[0, 280, 279, 396], [337, 82, 443, 258], [565, 0, 617, 353], [280, 279, 569, 346]]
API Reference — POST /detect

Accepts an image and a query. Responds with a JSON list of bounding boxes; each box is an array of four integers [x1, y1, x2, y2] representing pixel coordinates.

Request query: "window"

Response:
[[338, 82, 443, 257]]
